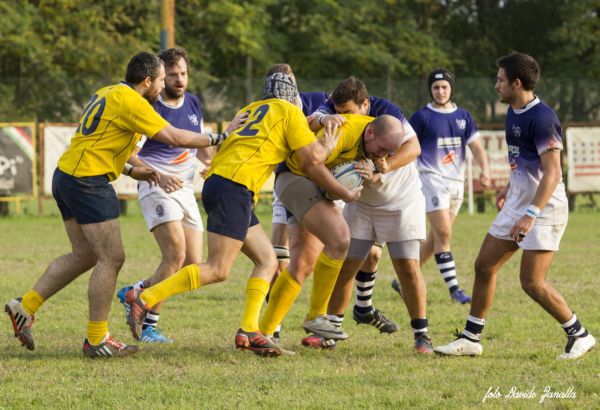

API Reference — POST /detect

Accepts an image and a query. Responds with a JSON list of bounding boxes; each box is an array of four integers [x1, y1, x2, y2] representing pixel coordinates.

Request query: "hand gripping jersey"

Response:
[[58, 82, 168, 181], [410, 103, 479, 181], [137, 93, 203, 198], [502, 97, 568, 223], [208, 98, 316, 203]]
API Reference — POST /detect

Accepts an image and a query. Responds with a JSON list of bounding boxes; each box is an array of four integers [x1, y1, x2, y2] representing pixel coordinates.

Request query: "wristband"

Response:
[[317, 114, 326, 126], [122, 163, 133, 176], [208, 132, 228, 146], [526, 204, 541, 219]]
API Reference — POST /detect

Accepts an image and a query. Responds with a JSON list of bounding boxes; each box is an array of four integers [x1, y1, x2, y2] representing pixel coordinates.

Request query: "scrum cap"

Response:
[[263, 73, 299, 104]]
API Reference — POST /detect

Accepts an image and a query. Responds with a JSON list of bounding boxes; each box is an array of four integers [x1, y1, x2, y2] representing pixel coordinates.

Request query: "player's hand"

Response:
[[496, 187, 508, 210], [373, 157, 390, 174], [319, 122, 341, 155], [225, 111, 250, 134], [510, 214, 535, 243], [322, 114, 346, 128], [341, 186, 362, 203], [130, 166, 160, 187], [354, 159, 374, 181], [158, 174, 184, 193], [480, 172, 491, 188]]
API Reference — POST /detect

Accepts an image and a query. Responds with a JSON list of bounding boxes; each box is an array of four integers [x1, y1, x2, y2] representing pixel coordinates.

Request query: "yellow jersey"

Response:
[[58, 83, 169, 181], [209, 98, 316, 202], [286, 114, 373, 176]]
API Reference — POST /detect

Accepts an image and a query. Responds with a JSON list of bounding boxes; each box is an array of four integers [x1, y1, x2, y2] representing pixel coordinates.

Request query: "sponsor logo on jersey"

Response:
[[456, 119, 466, 130], [509, 159, 517, 171], [437, 137, 462, 148], [441, 150, 457, 165], [511, 124, 521, 138], [188, 114, 199, 126]]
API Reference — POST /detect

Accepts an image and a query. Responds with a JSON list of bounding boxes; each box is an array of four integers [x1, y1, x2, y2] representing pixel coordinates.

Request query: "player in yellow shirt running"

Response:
[[5, 52, 245, 358]]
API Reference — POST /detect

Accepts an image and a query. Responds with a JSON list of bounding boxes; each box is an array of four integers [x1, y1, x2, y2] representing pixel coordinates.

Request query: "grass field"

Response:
[[0, 200, 598, 409]]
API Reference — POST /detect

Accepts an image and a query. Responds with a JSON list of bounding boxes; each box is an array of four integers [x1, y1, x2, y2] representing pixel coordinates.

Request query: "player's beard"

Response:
[[144, 89, 160, 104], [164, 83, 184, 100]]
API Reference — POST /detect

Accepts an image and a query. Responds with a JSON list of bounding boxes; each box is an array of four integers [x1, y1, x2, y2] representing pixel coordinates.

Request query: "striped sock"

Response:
[[354, 270, 376, 314], [142, 310, 160, 330], [463, 314, 485, 341], [435, 252, 459, 292], [411, 318, 428, 334], [326, 314, 344, 327], [561, 313, 588, 337]]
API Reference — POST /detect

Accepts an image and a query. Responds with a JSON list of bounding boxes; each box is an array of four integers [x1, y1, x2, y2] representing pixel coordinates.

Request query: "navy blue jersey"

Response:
[[137, 92, 203, 186], [410, 104, 479, 180], [300, 92, 329, 117], [314, 96, 405, 121], [502, 97, 566, 219]]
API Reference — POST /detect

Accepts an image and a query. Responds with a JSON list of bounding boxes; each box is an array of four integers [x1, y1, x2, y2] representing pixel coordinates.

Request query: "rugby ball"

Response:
[[325, 161, 363, 200]]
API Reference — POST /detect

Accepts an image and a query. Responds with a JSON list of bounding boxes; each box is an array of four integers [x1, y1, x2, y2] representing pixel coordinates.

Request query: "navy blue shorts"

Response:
[[202, 174, 259, 241], [52, 168, 120, 224]]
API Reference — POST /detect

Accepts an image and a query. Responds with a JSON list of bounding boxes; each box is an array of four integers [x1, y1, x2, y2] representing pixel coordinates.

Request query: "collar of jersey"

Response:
[[426, 102, 457, 114], [158, 93, 186, 109], [512, 96, 540, 114]]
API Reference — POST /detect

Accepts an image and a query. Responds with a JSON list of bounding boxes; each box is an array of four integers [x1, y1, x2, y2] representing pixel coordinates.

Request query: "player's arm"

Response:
[[468, 138, 491, 187], [152, 111, 248, 148], [295, 144, 361, 203], [125, 148, 184, 192], [510, 149, 562, 242]]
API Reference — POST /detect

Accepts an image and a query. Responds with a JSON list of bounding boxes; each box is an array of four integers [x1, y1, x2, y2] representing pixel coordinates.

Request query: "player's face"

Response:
[[144, 65, 165, 104], [334, 99, 369, 116], [163, 58, 189, 100], [431, 80, 452, 106], [363, 126, 398, 160], [495, 68, 516, 104]]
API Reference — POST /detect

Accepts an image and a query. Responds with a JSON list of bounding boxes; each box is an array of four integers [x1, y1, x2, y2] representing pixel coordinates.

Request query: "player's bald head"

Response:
[[363, 115, 404, 159], [372, 115, 404, 148]]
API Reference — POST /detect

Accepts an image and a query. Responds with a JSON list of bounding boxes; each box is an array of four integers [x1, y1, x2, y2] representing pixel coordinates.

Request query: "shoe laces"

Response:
[[564, 336, 576, 353], [105, 336, 126, 350]]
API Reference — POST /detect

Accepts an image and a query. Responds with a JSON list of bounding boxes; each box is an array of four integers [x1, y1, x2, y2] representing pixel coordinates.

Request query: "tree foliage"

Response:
[[1, 0, 599, 122]]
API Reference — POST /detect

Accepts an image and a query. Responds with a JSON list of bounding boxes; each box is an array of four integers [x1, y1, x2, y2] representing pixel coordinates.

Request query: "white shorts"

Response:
[[139, 188, 204, 232], [271, 192, 288, 225], [420, 172, 464, 214], [342, 196, 426, 243], [488, 209, 567, 251]]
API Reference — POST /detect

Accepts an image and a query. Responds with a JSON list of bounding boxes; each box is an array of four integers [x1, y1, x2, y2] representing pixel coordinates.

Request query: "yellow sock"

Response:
[[87, 321, 108, 345], [307, 252, 344, 320], [21, 289, 45, 316], [259, 269, 301, 335], [239, 277, 270, 332], [142, 264, 201, 307]]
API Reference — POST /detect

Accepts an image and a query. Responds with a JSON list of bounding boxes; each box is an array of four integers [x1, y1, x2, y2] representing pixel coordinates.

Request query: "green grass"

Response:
[[0, 202, 599, 409]]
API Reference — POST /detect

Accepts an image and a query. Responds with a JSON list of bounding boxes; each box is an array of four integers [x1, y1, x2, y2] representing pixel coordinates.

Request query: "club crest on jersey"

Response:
[[188, 114, 199, 126], [511, 124, 521, 138], [432, 196, 439, 206], [156, 205, 165, 217], [455, 119, 466, 130]]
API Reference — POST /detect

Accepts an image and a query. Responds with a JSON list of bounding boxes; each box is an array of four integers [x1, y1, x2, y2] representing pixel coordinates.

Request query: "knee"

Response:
[[162, 249, 187, 272], [74, 248, 97, 270], [325, 229, 351, 257], [473, 258, 493, 282], [520, 277, 543, 298], [364, 247, 382, 268]]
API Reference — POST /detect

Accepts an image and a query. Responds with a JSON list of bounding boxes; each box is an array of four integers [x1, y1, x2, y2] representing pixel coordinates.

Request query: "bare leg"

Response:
[[470, 234, 518, 319], [391, 258, 427, 319], [80, 219, 125, 322], [32, 219, 97, 299], [519, 250, 572, 323]]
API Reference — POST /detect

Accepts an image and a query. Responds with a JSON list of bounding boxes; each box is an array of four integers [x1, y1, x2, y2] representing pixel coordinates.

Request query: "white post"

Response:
[[467, 149, 474, 215]]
